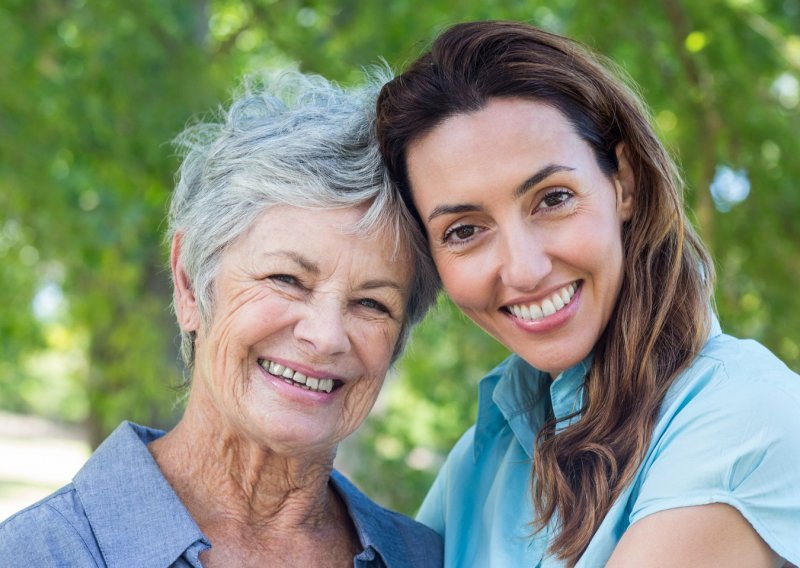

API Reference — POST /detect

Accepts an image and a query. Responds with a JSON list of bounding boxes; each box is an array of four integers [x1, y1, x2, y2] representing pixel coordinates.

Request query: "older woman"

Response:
[[0, 70, 442, 567], [376, 21, 800, 568]]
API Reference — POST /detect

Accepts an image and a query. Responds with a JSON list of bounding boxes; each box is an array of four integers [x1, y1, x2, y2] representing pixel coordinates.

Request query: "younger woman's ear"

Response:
[[614, 143, 636, 221], [171, 233, 200, 333]]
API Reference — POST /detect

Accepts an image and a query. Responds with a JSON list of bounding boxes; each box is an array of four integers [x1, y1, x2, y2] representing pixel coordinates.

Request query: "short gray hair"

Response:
[[168, 69, 440, 370]]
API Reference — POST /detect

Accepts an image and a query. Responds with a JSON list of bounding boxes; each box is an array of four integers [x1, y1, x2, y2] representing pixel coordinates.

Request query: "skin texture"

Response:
[[406, 98, 634, 378], [405, 97, 784, 566], [150, 205, 411, 567]]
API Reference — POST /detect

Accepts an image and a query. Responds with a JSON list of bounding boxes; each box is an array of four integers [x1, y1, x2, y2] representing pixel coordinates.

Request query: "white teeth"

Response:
[[506, 282, 579, 322], [259, 360, 334, 393]]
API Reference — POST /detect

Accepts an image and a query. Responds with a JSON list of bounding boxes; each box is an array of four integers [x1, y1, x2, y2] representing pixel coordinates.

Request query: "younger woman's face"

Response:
[[405, 98, 634, 377]]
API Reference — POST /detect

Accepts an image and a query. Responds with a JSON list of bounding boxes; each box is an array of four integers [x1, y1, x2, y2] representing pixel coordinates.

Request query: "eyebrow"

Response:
[[360, 279, 405, 293], [264, 252, 404, 292], [513, 164, 575, 198], [265, 251, 320, 274], [426, 163, 576, 223]]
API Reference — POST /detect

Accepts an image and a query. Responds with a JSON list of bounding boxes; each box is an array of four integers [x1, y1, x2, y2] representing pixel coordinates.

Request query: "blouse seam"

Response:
[[42, 501, 101, 567]]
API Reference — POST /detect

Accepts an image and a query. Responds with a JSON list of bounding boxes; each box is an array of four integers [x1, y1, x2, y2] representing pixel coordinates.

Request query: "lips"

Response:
[[505, 281, 579, 321], [258, 359, 340, 393]]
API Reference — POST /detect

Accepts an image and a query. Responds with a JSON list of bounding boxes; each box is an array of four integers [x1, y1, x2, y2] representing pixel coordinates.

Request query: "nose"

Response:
[[293, 298, 351, 357], [497, 226, 551, 291]]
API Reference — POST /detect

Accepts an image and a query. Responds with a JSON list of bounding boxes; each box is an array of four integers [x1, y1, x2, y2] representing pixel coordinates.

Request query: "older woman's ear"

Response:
[[614, 144, 636, 222], [171, 232, 201, 333]]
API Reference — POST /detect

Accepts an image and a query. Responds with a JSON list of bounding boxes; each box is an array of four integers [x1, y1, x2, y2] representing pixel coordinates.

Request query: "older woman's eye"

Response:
[[270, 274, 300, 286], [358, 298, 390, 314], [539, 189, 573, 210]]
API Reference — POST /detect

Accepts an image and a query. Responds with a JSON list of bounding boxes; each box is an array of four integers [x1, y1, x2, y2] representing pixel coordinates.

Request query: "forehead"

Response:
[[229, 205, 412, 282], [405, 98, 593, 203], [411, 98, 577, 159]]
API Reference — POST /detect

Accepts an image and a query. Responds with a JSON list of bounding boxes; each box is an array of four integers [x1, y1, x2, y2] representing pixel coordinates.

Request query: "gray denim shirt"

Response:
[[0, 422, 442, 567]]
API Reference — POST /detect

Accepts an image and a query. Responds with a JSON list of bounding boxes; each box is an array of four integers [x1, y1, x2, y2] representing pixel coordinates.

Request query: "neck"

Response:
[[149, 393, 340, 535]]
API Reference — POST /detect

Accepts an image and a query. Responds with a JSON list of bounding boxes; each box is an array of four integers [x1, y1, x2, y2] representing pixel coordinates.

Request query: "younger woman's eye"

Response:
[[539, 189, 573, 210], [443, 224, 481, 244]]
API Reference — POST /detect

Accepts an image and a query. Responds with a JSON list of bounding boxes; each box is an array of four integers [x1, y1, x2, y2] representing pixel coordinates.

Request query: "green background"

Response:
[[1, 0, 798, 515]]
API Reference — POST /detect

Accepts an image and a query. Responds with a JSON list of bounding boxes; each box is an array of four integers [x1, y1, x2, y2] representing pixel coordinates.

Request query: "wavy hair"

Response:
[[376, 21, 714, 564], [168, 69, 441, 372]]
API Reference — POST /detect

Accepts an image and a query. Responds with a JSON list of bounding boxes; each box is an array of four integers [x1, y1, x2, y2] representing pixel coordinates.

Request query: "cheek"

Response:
[[339, 380, 382, 435], [348, 316, 400, 371], [340, 349, 389, 429], [433, 254, 484, 309], [581, 219, 626, 301], [367, 325, 401, 370]]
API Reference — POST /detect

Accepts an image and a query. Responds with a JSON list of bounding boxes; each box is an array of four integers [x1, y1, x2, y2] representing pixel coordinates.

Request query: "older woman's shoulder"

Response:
[[0, 484, 102, 566], [331, 470, 443, 567]]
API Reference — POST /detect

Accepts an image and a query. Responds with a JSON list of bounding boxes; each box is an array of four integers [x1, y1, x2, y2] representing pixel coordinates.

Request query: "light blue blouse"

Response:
[[417, 318, 800, 567]]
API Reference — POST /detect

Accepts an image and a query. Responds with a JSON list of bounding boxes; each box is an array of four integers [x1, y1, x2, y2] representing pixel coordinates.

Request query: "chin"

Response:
[[521, 347, 591, 379]]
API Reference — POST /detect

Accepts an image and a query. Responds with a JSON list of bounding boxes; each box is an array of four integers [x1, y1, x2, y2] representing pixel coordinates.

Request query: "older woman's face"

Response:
[[405, 98, 634, 377], [189, 205, 410, 455]]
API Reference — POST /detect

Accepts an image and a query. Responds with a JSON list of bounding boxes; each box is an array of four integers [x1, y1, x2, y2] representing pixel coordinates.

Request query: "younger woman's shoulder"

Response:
[[678, 331, 800, 407], [699, 332, 798, 383], [659, 329, 800, 444], [631, 332, 800, 562]]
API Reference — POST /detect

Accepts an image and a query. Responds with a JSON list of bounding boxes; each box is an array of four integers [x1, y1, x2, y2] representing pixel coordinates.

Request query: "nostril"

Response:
[[293, 315, 351, 355]]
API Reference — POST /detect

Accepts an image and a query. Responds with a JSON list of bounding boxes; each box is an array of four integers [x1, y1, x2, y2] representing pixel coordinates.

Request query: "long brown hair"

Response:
[[376, 21, 714, 564]]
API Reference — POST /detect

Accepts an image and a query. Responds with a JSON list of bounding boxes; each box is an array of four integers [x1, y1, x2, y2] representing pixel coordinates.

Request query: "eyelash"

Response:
[[357, 298, 391, 315], [270, 275, 392, 316], [442, 224, 481, 245], [538, 188, 574, 210], [269, 274, 303, 287], [440, 188, 574, 248]]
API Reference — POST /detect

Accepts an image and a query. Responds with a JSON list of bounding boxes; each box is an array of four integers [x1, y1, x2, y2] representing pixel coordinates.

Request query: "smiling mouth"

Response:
[[504, 281, 580, 321], [258, 359, 341, 394]]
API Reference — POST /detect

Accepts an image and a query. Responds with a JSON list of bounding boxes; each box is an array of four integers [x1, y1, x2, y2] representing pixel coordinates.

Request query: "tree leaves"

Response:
[[1, 0, 797, 512]]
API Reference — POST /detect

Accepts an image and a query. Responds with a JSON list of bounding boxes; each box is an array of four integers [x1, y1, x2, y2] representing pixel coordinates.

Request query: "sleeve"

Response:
[[415, 424, 480, 537], [415, 448, 449, 536], [629, 372, 800, 564], [0, 505, 100, 567]]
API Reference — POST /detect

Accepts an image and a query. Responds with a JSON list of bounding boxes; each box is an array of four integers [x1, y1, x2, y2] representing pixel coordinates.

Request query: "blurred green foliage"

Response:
[[1, 0, 798, 515]]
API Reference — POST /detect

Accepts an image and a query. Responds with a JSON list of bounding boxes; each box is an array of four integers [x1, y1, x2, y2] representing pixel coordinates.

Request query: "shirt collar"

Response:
[[472, 311, 722, 461], [72, 422, 209, 568], [474, 354, 592, 460], [331, 469, 422, 568], [709, 311, 722, 339]]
